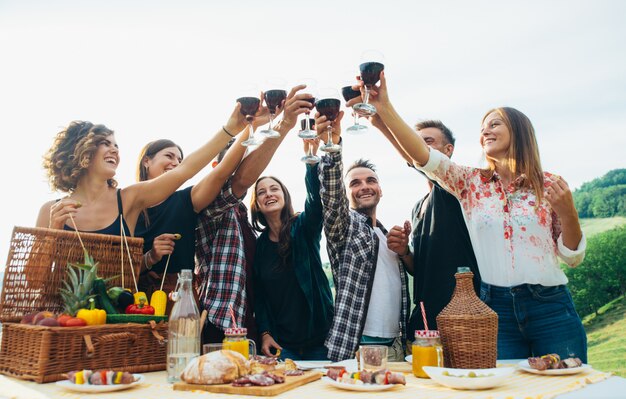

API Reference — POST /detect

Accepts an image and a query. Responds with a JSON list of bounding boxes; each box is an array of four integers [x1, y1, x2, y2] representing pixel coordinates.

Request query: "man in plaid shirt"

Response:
[[316, 113, 411, 362], [195, 85, 313, 343]]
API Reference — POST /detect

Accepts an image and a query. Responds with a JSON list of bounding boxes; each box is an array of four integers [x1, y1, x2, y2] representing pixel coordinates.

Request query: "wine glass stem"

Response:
[[268, 113, 274, 130], [363, 86, 371, 105], [353, 112, 359, 127], [305, 112, 311, 131], [326, 125, 333, 146], [248, 121, 255, 141]]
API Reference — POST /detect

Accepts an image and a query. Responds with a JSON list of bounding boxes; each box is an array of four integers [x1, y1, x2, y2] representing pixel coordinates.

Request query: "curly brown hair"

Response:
[[43, 121, 117, 192]]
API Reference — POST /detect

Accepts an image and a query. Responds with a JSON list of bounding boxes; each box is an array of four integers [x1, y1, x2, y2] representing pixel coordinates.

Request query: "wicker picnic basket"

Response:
[[436, 267, 498, 369], [0, 321, 167, 383], [0, 226, 142, 322]]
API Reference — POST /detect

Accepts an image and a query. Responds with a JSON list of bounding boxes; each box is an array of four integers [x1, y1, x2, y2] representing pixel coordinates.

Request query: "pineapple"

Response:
[[59, 249, 98, 316]]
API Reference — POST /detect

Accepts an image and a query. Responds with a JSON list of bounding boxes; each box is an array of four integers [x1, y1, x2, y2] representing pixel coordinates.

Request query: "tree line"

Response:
[[573, 169, 626, 218]]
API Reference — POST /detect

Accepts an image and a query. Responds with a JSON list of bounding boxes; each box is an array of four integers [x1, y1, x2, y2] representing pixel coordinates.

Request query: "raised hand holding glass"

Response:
[[342, 85, 368, 134]]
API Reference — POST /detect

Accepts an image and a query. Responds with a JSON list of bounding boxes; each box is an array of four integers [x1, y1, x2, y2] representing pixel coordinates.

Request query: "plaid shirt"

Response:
[[319, 150, 410, 361], [195, 178, 253, 330]]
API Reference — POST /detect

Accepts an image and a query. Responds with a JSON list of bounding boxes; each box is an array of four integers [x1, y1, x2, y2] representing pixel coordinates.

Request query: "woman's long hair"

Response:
[[250, 176, 297, 266], [135, 139, 184, 225], [43, 121, 117, 192], [482, 107, 544, 203]]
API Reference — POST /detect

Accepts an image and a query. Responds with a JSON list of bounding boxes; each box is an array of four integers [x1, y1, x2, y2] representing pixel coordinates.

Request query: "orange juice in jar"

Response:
[[223, 328, 256, 359], [412, 330, 443, 378]]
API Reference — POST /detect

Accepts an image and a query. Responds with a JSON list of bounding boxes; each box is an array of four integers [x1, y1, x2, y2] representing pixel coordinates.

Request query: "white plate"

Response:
[[322, 376, 400, 391], [56, 374, 144, 393], [295, 360, 331, 370], [517, 360, 592, 375], [423, 366, 515, 390], [405, 354, 412, 363], [325, 358, 358, 372]]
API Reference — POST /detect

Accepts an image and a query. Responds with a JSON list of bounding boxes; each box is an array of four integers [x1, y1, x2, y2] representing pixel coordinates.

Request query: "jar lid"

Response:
[[456, 266, 471, 273], [415, 330, 440, 338], [224, 327, 247, 336]]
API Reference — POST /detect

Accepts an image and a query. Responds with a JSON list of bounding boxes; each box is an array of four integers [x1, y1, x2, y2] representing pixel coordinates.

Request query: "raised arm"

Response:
[[347, 73, 431, 167], [231, 84, 311, 198], [190, 125, 251, 212], [124, 104, 248, 215]]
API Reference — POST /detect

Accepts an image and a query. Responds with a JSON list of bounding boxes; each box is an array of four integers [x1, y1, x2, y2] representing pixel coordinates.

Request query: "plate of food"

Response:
[[518, 354, 591, 375], [423, 366, 515, 390], [323, 377, 401, 392], [294, 360, 331, 371], [56, 370, 144, 393], [323, 368, 406, 391]]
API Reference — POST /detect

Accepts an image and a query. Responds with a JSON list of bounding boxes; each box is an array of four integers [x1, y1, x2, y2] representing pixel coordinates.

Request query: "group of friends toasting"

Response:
[[37, 62, 587, 364]]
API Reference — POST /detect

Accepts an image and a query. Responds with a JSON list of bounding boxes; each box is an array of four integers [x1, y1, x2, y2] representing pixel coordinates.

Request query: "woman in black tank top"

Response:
[[36, 105, 251, 236]]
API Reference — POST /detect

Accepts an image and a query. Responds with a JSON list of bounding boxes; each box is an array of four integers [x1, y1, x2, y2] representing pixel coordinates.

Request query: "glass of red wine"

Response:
[[342, 85, 368, 134], [353, 62, 384, 117], [298, 97, 317, 139], [300, 118, 320, 164], [259, 89, 287, 138], [237, 97, 262, 147], [315, 98, 341, 153]]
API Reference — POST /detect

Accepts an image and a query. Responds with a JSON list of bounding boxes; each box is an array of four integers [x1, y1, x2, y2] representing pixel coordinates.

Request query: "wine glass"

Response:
[[259, 89, 287, 138], [342, 85, 368, 134], [300, 119, 320, 164], [237, 97, 263, 147], [353, 50, 385, 117], [315, 98, 341, 153], [297, 78, 318, 139]]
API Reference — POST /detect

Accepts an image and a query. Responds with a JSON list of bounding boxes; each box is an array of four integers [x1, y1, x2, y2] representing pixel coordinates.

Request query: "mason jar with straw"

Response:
[[412, 301, 444, 378]]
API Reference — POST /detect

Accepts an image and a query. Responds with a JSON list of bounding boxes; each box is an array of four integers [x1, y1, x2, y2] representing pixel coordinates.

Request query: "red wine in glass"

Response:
[[298, 97, 317, 139], [342, 86, 368, 134], [315, 98, 341, 153], [260, 89, 287, 138], [341, 86, 361, 102], [353, 62, 384, 116], [301, 118, 315, 131], [236, 97, 263, 147]]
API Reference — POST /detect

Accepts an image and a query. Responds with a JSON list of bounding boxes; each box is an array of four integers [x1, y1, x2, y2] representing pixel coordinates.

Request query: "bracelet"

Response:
[[261, 331, 271, 337], [222, 125, 235, 138], [144, 251, 153, 270]]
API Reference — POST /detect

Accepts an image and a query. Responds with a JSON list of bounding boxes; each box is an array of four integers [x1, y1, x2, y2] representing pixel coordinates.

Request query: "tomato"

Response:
[[65, 317, 88, 327], [57, 314, 72, 327]]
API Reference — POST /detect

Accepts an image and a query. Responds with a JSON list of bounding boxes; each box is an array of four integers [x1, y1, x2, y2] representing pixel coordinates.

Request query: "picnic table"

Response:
[[2, 360, 624, 399]]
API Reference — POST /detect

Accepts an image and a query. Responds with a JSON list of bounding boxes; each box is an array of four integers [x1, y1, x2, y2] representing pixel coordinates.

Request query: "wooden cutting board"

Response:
[[172, 371, 322, 396]]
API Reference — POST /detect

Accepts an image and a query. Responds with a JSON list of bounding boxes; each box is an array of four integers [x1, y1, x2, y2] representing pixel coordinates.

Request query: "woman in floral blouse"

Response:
[[356, 72, 587, 362]]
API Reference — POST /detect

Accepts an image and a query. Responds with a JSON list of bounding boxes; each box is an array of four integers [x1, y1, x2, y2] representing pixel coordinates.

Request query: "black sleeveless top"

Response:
[[63, 189, 131, 236]]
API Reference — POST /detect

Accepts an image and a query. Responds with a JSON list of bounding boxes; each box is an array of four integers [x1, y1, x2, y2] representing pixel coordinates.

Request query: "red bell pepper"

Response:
[[125, 298, 155, 315]]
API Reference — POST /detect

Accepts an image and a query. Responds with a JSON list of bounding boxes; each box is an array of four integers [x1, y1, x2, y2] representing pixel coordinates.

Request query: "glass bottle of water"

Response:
[[167, 269, 200, 383]]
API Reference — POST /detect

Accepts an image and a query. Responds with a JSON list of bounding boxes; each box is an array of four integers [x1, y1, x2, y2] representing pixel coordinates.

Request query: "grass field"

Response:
[[584, 296, 626, 377], [580, 216, 626, 237]]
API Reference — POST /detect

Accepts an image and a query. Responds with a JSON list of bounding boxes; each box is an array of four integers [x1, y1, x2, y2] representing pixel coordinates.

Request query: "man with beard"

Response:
[[316, 112, 410, 362]]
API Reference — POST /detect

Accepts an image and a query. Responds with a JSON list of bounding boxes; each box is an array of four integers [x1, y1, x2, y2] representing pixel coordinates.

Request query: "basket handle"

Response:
[[149, 320, 166, 345], [84, 332, 138, 358]]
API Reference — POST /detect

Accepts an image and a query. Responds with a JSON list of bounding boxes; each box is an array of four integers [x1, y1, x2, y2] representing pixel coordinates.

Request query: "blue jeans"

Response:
[[279, 344, 329, 361], [480, 282, 587, 363]]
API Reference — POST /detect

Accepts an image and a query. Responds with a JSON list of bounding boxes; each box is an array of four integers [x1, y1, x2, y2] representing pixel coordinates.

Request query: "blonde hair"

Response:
[[482, 107, 544, 203]]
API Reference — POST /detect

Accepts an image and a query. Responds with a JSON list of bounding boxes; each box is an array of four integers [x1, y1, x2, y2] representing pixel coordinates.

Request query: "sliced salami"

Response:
[[249, 373, 275, 386]]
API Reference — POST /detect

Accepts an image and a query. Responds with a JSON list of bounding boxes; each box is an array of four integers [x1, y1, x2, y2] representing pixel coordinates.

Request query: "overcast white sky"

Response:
[[1, 0, 625, 268]]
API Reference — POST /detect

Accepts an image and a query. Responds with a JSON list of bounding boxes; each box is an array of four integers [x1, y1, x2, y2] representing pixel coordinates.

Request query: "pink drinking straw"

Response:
[[229, 304, 238, 328], [420, 301, 429, 331]]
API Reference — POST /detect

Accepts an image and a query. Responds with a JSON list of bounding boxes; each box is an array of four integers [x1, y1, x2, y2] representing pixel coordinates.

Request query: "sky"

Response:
[[1, 0, 625, 270]]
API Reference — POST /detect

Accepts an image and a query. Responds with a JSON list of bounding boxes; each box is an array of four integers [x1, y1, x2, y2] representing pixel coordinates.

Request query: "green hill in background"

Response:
[[573, 169, 626, 218], [580, 216, 626, 237], [584, 296, 626, 377]]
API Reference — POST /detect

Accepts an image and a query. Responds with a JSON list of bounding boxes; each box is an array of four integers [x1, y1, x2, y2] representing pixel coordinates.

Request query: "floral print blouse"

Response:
[[418, 149, 586, 287]]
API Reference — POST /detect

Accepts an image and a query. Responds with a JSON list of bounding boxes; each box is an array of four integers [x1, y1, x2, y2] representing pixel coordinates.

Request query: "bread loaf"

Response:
[[181, 350, 250, 385]]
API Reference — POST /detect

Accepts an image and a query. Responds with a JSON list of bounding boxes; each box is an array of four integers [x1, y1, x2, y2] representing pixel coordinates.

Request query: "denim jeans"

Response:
[[279, 344, 329, 361], [480, 282, 587, 363]]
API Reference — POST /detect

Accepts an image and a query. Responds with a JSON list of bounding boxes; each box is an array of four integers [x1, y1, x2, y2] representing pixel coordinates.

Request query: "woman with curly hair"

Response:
[[36, 105, 248, 236]]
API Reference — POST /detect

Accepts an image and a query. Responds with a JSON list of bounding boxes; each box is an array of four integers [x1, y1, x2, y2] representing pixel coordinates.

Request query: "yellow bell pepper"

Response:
[[77, 298, 107, 325], [150, 290, 168, 316], [134, 291, 148, 305]]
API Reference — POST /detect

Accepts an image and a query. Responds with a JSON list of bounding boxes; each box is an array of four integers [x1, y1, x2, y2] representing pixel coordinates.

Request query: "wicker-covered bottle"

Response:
[[436, 267, 498, 369]]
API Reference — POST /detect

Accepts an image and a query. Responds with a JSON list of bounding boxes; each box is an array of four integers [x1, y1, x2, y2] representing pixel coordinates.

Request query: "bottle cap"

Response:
[[225, 327, 247, 336], [415, 330, 440, 338]]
